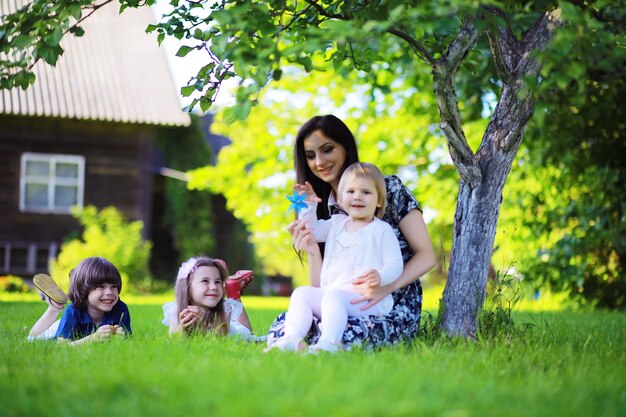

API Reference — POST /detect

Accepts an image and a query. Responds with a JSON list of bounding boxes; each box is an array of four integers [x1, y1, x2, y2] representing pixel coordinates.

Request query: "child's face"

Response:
[[189, 266, 224, 309], [87, 283, 119, 314], [341, 175, 379, 221]]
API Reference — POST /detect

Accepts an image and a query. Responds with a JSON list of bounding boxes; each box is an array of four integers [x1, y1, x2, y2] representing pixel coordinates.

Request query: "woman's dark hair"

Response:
[[67, 257, 122, 309], [294, 115, 359, 220]]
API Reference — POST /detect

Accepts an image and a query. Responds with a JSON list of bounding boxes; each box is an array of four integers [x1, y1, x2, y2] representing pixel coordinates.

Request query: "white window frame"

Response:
[[19, 153, 85, 214]]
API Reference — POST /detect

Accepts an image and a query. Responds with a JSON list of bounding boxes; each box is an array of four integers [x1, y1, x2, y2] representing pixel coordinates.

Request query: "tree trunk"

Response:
[[440, 155, 514, 337], [439, 81, 531, 337], [435, 9, 561, 338]]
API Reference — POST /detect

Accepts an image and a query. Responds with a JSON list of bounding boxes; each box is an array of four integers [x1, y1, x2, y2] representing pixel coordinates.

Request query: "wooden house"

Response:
[[0, 1, 191, 276]]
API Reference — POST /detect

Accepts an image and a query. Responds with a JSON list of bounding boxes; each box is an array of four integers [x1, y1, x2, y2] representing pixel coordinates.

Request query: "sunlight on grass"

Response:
[[1, 283, 569, 312], [514, 289, 572, 311], [421, 283, 572, 314], [241, 296, 290, 310]]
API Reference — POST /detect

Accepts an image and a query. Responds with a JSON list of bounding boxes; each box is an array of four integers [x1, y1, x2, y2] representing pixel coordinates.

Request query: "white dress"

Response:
[[161, 299, 262, 341]]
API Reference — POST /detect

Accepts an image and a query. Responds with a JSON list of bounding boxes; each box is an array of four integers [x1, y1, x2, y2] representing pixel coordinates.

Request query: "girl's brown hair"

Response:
[[174, 256, 229, 336], [67, 257, 123, 309]]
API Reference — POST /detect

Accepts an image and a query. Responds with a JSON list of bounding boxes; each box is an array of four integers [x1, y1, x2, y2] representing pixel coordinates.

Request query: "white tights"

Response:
[[284, 286, 387, 344]]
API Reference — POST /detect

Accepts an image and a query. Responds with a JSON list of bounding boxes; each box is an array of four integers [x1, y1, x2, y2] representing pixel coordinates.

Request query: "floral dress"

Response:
[[266, 175, 424, 350]]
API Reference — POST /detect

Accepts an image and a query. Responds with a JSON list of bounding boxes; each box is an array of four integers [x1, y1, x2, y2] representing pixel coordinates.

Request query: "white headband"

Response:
[[176, 258, 198, 281]]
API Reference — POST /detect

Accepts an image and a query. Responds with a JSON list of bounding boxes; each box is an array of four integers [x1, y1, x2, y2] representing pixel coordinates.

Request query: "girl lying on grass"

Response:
[[162, 256, 262, 341], [29, 256, 132, 345]]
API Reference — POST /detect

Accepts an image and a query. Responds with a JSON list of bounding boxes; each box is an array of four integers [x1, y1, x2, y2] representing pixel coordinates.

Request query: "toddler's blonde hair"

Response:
[[338, 162, 387, 219]]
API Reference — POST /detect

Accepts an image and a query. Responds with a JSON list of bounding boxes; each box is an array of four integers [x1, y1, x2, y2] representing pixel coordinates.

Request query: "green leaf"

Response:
[[299, 56, 313, 72], [197, 62, 215, 78], [15, 70, 35, 90], [181, 85, 195, 97], [199, 97, 211, 113], [38, 44, 62, 66], [13, 35, 33, 49], [234, 100, 252, 120], [68, 4, 82, 20], [176, 45, 193, 57], [182, 98, 198, 112], [69, 26, 85, 37], [555, 73, 570, 90], [25, 71, 36, 85], [390, 5, 405, 20], [44, 27, 64, 46]]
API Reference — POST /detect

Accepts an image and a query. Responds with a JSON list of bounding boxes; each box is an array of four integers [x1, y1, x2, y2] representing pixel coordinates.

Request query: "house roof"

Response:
[[0, 1, 190, 127]]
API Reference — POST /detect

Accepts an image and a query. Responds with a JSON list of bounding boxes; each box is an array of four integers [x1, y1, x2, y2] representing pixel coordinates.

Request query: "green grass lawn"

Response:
[[1, 290, 625, 417]]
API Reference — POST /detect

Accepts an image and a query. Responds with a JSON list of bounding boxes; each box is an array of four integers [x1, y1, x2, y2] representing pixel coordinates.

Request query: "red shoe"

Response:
[[226, 270, 254, 300]]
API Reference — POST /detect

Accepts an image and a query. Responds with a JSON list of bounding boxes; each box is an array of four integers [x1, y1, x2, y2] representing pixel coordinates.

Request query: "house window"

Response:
[[19, 153, 85, 214]]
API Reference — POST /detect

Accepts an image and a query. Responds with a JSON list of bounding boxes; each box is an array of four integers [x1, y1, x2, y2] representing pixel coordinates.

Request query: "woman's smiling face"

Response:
[[303, 129, 347, 191]]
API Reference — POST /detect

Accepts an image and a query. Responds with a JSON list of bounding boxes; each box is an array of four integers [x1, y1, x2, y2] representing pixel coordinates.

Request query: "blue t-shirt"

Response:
[[55, 300, 132, 340]]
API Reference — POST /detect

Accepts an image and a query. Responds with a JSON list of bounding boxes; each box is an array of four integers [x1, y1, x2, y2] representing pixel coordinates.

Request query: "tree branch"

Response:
[[516, 8, 563, 78], [278, 4, 314, 34], [489, 8, 563, 152], [24, 0, 115, 71], [433, 18, 481, 185], [387, 27, 435, 65], [302, 0, 342, 19], [485, 26, 513, 85], [482, 5, 521, 85]]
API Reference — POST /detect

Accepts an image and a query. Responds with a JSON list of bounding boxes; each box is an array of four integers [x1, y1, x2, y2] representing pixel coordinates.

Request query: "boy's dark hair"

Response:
[[67, 257, 122, 309]]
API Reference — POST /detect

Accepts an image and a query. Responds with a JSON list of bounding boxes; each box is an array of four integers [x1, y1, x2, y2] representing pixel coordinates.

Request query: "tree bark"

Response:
[[440, 136, 518, 337], [438, 9, 562, 337]]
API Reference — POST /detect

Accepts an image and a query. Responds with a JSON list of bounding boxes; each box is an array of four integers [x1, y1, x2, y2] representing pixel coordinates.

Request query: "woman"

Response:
[[267, 115, 437, 350]]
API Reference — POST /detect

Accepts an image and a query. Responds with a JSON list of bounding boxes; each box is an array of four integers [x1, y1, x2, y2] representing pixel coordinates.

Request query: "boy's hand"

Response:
[[113, 325, 126, 336], [93, 325, 115, 341]]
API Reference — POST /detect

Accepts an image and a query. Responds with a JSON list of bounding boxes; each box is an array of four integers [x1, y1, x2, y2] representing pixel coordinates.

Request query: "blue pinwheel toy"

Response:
[[287, 191, 308, 215]]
